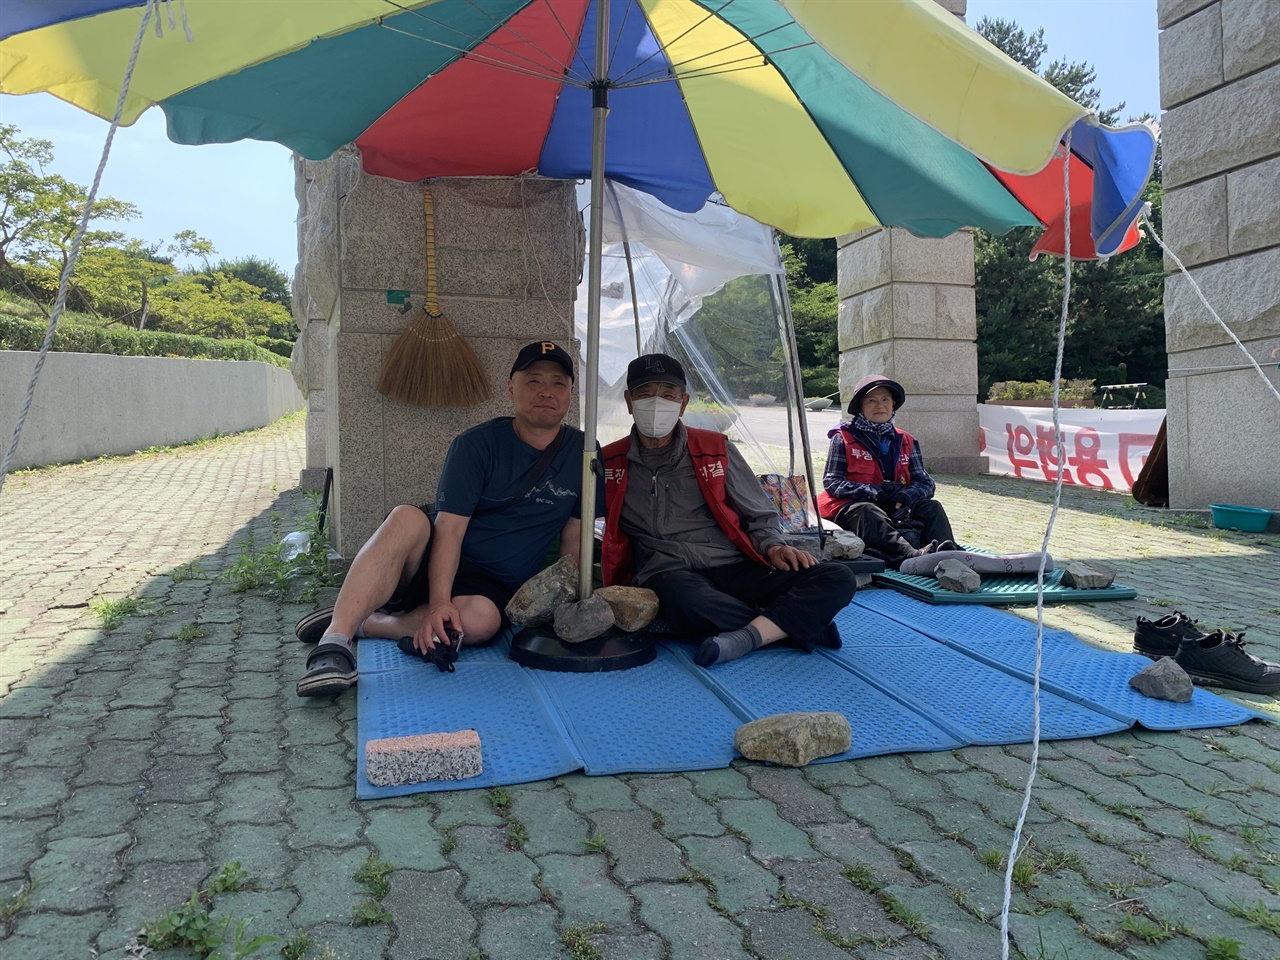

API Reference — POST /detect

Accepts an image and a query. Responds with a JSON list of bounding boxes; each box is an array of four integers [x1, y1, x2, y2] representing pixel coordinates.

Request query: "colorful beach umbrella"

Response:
[[0, 0, 1157, 590], [1, 0, 1155, 254]]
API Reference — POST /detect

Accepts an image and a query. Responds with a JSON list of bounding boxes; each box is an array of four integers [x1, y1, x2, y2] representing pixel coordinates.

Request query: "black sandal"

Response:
[[294, 607, 335, 645], [296, 641, 357, 697]]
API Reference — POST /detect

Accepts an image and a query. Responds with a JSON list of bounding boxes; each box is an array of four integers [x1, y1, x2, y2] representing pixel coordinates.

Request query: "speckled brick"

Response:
[[364, 729, 482, 786]]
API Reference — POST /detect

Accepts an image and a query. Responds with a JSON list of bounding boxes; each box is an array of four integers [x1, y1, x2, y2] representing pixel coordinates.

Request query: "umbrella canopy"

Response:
[[1, 0, 1155, 257]]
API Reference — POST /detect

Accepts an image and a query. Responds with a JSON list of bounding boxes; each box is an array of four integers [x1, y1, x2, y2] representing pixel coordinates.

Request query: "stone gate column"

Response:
[[295, 158, 581, 557], [836, 227, 985, 474], [833, 0, 986, 476], [1159, 0, 1280, 516]]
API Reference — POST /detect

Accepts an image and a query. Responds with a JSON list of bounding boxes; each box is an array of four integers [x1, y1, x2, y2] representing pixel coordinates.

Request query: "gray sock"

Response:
[[695, 624, 763, 667], [318, 632, 352, 650]]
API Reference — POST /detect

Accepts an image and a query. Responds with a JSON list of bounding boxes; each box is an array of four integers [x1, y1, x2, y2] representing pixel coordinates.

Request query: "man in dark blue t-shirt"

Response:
[[297, 341, 589, 697]]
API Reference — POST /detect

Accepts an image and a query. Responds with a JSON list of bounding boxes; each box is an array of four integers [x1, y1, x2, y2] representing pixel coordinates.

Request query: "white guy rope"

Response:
[[1000, 128, 1074, 960], [1141, 208, 1280, 406], [0, 2, 158, 499]]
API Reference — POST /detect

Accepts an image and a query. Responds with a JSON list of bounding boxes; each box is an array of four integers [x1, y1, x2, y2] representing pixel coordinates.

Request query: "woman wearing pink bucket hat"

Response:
[[816, 375, 956, 568]]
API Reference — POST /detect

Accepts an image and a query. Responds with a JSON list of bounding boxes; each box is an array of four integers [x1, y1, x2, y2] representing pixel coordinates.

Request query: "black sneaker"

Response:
[[1134, 611, 1206, 659], [1174, 631, 1280, 695]]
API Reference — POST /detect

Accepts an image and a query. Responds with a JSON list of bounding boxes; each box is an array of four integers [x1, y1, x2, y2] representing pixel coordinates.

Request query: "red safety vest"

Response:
[[600, 427, 768, 586], [816, 428, 914, 520]]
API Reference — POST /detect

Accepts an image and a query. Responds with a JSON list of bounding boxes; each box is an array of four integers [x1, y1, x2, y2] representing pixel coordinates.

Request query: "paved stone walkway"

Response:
[[1, 417, 1277, 960]]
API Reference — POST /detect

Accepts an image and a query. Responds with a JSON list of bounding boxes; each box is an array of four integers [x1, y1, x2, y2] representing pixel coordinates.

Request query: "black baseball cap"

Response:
[[626, 353, 686, 391], [510, 340, 575, 380]]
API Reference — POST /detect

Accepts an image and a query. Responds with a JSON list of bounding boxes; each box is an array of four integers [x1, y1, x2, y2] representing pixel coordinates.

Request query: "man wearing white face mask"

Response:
[[600, 354, 857, 667]]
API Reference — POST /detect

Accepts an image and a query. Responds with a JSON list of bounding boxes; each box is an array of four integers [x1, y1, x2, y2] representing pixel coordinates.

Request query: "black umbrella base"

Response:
[[508, 624, 656, 673]]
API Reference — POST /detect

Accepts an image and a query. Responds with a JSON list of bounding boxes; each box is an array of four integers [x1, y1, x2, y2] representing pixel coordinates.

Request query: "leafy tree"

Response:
[[218, 256, 291, 313], [0, 124, 138, 315], [973, 17, 1162, 403]]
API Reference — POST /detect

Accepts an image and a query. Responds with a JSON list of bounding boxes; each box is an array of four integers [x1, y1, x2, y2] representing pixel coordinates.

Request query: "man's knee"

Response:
[[913, 499, 947, 521], [381, 504, 433, 548]]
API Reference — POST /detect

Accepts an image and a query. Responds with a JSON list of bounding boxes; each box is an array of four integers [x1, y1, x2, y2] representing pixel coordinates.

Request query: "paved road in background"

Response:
[[1, 416, 1277, 960]]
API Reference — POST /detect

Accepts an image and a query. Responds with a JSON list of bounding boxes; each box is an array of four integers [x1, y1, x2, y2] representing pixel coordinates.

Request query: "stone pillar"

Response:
[[296, 160, 581, 557], [836, 228, 985, 474], [1159, 0, 1280, 515], [833, 0, 985, 476]]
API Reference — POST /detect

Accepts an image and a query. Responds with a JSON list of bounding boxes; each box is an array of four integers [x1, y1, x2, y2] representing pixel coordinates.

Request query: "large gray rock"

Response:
[[823, 530, 865, 560], [592, 585, 659, 632], [735, 712, 852, 767], [1129, 658, 1194, 703], [935, 558, 981, 593], [553, 594, 616, 645], [506, 555, 578, 626], [1060, 561, 1117, 590]]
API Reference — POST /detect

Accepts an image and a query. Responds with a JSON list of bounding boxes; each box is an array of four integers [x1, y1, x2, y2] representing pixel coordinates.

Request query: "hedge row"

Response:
[[0, 314, 290, 369]]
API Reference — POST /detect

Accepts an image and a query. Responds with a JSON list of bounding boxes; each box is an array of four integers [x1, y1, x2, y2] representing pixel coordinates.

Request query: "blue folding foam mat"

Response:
[[524, 645, 742, 775], [819, 607, 1132, 744], [662, 641, 964, 761], [853, 592, 1266, 731], [355, 638, 583, 798]]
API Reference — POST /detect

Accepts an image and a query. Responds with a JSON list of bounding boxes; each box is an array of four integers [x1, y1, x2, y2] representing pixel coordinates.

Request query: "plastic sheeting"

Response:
[[573, 181, 814, 480]]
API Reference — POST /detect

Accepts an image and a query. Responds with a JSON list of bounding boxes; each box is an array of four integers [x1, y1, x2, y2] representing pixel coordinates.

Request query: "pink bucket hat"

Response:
[[847, 374, 906, 415]]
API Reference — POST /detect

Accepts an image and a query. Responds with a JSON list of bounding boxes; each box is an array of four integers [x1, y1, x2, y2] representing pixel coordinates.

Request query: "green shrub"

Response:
[[0, 314, 289, 368], [801, 366, 839, 401], [986, 378, 1096, 404], [254, 336, 296, 359]]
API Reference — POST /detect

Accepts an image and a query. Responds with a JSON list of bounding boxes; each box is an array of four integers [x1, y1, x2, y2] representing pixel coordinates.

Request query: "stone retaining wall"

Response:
[[0, 351, 304, 470]]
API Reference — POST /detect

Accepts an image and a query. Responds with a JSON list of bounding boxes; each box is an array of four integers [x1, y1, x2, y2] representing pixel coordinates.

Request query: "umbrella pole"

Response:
[[577, 1, 611, 601]]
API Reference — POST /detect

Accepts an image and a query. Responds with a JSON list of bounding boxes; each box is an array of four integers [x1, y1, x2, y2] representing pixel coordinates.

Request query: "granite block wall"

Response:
[[1159, 0, 1280, 514], [293, 158, 581, 557]]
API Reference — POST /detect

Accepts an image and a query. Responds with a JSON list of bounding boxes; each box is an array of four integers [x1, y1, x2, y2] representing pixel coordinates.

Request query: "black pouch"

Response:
[[396, 629, 462, 672]]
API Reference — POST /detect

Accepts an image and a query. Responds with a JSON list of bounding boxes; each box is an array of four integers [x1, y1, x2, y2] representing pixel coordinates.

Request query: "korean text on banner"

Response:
[[978, 406, 1166, 492]]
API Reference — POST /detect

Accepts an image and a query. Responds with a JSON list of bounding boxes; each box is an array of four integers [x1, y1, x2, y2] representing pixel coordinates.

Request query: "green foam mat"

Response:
[[872, 567, 1138, 605]]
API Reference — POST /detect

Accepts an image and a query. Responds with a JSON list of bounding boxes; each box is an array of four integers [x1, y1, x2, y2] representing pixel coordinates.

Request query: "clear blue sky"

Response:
[[1, 0, 1159, 276]]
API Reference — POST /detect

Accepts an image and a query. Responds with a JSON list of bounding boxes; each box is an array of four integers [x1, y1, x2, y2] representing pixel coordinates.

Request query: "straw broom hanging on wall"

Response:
[[377, 187, 490, 407]]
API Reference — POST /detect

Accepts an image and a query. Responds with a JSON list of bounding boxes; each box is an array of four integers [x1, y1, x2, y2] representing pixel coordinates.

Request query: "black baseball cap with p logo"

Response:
[[510, 341, 575, 381]]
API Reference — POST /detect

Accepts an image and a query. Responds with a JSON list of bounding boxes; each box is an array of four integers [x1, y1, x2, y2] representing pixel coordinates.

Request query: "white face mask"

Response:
[[631, 396, 684, 438]]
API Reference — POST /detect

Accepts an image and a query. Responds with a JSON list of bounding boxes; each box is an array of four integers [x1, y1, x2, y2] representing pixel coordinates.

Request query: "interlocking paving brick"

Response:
[[1005, 909, 1120, 960], [717, 797, 820, 863], [633, 775, 725, 839], [283, 846, 370, 927], [880, 881, 998, 960], [774, 858, 907, 941], [209, 889, 301, 953], [476, 902, 562, 960], [208, 821, 295, 884], [213, 772, 290, 825], [3, 909, 110, 960], [590, 810, 686, 884], [0, 816, 52, 884], [104, 857, 213, 948], [563, 772, 639, 812], [27, 833, 131, 912], [685, 766, 757, 801], [383, 868, 476, 960], [807, 821, 917, 887], [47, 783, 141, 841], [509, 785, 591, 856], [678, 834, 778, 913], [363, 806, 448, 872], [0, 765, 71, 818], [741, 906, 857, 959], [741, 765, 846, 826], [74, 737, 154, 787], [453, 825, 541, 906], [538, 852, 636, 929], [285, 788, 359, 850], [633, 881, 754, 960], [130, 801, 217, 863]]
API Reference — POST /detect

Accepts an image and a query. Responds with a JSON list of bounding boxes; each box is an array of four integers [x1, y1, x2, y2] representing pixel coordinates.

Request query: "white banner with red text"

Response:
[[978, 405, 1166, 492]]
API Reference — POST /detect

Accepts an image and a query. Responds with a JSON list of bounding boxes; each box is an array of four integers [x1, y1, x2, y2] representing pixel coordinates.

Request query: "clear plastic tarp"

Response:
[[573, 182, 815, 484]]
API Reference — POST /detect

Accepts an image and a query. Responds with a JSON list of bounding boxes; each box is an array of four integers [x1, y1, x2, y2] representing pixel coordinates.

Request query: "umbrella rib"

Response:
[[626, 40, 814, 87], [610, 0, 740, 85], [607, 0, 641, 80], [375, 20, 590, 86], [377, 0, 589, 85], [455, 0, 594, 85], [530, 0, 598, 84]]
